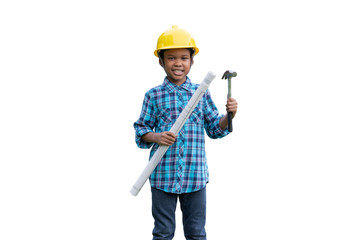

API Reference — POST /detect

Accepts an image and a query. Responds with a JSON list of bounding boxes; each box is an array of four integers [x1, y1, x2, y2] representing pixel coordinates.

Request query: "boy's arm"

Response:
[[219, 97, 238, 130], [135, 91, 177, 148], [134, 92, 157, 149], [219, 114, 229, 131], [141, 132, 176, 146]]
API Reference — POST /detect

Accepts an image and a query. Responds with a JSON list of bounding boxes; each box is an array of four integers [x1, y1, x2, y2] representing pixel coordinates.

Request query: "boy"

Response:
[[134, 25, 238, 240]]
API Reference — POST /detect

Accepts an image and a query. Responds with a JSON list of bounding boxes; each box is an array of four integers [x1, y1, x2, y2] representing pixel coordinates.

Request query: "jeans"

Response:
[[151, 187, 207, 240]]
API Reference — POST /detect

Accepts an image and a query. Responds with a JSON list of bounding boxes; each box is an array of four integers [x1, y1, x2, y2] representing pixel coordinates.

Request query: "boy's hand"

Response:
[[226, 97, 238, 118], [141, 132, 177, 146], [155, 132, 176, 146]]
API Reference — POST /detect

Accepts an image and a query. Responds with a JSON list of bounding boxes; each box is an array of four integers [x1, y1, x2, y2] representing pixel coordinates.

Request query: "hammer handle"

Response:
[[227, 78, 233, 132], [228, 112, 233, 132]]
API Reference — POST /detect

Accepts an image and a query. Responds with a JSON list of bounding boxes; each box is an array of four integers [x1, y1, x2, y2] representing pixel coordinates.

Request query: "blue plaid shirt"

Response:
[[134, 77, 230, 194]]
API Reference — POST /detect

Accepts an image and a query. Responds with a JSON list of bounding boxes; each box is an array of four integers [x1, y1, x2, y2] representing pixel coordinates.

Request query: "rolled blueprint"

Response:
[[130, 71, 216, 196]]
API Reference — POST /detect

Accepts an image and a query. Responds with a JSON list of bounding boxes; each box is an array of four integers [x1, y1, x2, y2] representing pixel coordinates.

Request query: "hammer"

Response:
[[222, 70, 237, 132]]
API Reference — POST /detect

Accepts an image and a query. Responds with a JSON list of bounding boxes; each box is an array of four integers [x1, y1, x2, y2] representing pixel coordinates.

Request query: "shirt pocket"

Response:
[[157, 108, 172, 129], [189, 106, 203, 125]]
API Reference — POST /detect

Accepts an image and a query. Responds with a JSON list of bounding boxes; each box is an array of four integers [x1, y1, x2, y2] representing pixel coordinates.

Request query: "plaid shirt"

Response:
[[134, 77, 229, 194]]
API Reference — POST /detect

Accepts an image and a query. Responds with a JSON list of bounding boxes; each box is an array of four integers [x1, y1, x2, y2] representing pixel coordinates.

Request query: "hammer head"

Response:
[[222, 70, 237, 80]]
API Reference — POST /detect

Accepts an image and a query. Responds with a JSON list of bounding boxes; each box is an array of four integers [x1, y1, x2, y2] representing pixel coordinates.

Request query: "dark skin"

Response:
[[142, 48, 238, 146]]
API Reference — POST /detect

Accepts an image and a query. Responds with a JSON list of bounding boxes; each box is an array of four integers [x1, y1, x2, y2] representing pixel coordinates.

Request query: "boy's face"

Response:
[[160, 48, 193, 86]]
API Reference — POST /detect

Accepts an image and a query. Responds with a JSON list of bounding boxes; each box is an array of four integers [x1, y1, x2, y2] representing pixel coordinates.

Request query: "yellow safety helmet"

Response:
[[154, 25, 199, 57]]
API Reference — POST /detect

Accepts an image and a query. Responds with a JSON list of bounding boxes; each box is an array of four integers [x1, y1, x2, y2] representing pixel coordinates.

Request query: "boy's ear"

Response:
[[159, 58, 164, 67]]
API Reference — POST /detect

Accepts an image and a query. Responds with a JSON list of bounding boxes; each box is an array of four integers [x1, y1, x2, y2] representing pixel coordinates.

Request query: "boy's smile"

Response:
[[160, 48, 193, 86]]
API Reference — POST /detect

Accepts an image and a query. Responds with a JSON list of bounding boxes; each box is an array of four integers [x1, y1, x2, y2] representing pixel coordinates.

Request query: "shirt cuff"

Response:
[[135, 128, 154, 149], [213, 117, 230, 138]]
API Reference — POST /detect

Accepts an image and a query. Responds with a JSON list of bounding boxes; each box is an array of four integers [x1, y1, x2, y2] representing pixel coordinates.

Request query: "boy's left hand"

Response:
[[226, 97, 238, 118]]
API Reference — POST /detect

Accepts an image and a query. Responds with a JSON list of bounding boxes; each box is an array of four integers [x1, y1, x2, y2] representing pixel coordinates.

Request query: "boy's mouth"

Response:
[[172, 70, 184, 76]]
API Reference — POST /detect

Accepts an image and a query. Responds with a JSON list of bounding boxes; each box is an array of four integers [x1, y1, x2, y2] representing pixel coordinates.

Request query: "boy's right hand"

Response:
[[141, 132, 176, 146], [155, 132, 176, 146]]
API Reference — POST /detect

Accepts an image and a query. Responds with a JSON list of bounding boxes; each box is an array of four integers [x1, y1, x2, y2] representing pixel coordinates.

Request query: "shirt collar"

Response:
[[162, 76, 192, 93]]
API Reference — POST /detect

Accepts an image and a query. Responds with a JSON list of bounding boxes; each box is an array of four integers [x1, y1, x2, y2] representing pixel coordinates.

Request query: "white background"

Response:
[[1, 0, 359, 239]]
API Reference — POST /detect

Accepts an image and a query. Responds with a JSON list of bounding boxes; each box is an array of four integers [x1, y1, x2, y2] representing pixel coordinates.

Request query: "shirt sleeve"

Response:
[[134, 92, 156, 149], [203, 90, 230, 139]]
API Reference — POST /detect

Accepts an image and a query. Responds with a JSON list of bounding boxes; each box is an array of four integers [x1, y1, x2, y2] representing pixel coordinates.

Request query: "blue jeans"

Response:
[[151, 187, 207, 240]]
